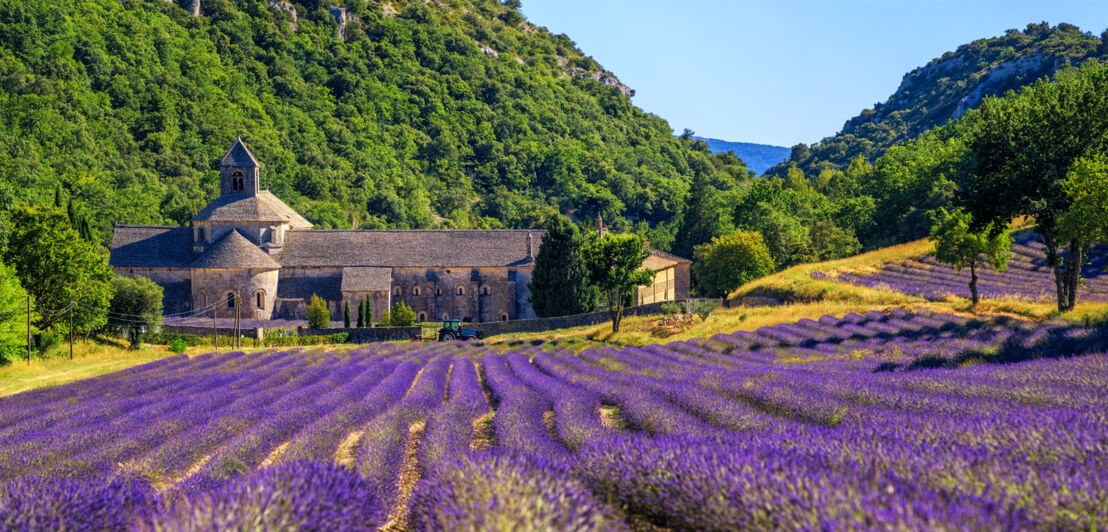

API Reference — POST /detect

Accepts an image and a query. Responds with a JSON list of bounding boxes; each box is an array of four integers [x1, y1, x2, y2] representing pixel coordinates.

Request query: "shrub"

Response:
[[141, 333, 203, 346], [691, 299, 717, 321], [38, 329, 63, 352], [388, 302, 416, 327], [660, 301, 684, 316], [168, 337, 188, 354], [692, 230, 775, 298], [307, 294, 330, 329]]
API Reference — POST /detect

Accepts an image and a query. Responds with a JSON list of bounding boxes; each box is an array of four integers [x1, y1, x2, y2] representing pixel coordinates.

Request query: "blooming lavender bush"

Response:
[[1, 312, 1106, 529], [814, 237, 1108, 302]]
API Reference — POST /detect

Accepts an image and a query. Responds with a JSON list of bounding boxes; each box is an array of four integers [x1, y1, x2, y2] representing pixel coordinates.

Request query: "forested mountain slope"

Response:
[[768, 23, 1108, 177], [691, 136, 788, 175], [0, 0, 748, 245]]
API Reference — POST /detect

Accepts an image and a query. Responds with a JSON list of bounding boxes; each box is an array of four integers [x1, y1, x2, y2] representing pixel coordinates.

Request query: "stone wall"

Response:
[[163, 324, 263, 339], [388, 267, 527, 323], [298, 326, 423, 342], [465, 301, 682, 337]]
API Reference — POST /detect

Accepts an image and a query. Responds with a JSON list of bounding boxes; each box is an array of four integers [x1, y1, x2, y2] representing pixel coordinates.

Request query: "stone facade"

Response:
[[109, 140, 691, 324]]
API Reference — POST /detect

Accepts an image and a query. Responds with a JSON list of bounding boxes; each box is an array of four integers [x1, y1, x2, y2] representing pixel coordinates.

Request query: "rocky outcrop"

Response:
[[187, 0, 199, 17], [556, 56, 635, 97], [269, 1, 298, 31], [949, 55, 1057, 119], [475, 41, 499, 58], [329, 6, 349, 41]]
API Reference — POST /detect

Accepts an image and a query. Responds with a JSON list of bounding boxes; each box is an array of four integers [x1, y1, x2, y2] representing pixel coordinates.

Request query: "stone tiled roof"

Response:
[[644, 248, 693, 270], [192, 191, 313, 228], [110, 226, 196, 268], [341, 267, 393, 292], [192, 230, 280, 269], [278, 230, 542, 268], [221, 138, 259, 167]]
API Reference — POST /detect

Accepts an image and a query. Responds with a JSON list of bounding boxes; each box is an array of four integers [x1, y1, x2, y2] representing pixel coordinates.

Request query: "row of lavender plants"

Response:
[[2, 308, 1106, 530], [814, 237, 1108, 302]]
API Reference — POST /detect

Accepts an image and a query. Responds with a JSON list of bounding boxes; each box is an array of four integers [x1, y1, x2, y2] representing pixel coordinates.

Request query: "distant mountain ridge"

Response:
[[690, 137, 790, 175], [768, 22, 1108, 177]]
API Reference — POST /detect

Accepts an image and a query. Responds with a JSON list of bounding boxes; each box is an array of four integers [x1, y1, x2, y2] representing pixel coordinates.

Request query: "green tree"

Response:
[[584, 233, 654, 333], [388, 302, 416, 327], [0, 261, 28, 363], [105, 275, 164, 349], [1057, 154, 1108, 274], [672, 166, 723, 260], [365, 294, 372, 326], [966, 63, 1108, 311], [808, 220, 861, 261], [930, 208, 1012, 306], [692, 230, 775, 297], [2, 204, 112, 332], [529, 215, 597, 317], [343, 301, 351, 328], [357, 299, 365, 328], [307, 295, 330, 329]]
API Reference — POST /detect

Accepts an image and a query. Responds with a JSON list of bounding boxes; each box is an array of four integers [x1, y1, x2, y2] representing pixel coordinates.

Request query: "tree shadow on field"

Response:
[[875, 319, 1108, 372]]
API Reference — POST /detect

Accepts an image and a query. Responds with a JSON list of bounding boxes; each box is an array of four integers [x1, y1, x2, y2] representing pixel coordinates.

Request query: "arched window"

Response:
[[232, 170, 244, 191], [198, 226, 206, 243], [456, 285, 466, 296], [393, 285, 402, 297], [256, 291, 265, 310], [412, 285, 421, 296], [500, 313, 509, 322], [481, 285, 490, 296], [435, 286, 442, 296], [442, 312, 450, 321], [198, 290, 207, 308], [226, 292, 236, 309], [417, 312, 427, 323]]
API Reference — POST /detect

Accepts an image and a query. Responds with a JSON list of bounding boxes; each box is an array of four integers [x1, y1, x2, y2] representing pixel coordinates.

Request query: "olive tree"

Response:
[[930, 208, 1012, 306]]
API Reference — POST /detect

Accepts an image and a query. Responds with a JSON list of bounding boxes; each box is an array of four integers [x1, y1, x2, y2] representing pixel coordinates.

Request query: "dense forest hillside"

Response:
[[690, 136, 788, 175], [0, 0, 749, 246], [768, 23, 1108, 177]]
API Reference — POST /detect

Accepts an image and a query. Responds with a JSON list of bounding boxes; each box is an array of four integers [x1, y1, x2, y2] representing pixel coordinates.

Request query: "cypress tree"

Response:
[[343, 301, 351, 328], [528, 215, 598, 317], [365, 294, 372, 326], [673, 164, 723, 260], [357, 299, 365, 328]]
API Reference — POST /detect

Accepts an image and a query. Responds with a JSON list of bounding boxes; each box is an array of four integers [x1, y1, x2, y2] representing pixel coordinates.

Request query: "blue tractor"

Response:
[[438, 320, 480, 341]]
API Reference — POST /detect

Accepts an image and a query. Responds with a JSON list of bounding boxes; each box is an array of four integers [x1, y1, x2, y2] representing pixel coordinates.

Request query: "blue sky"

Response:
[[519, 0, 1108, 147]]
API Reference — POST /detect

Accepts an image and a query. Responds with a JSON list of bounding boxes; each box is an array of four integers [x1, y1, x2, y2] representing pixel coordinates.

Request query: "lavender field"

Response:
[[2, 309, 1107, 530], [814, 238, 1108, 302]]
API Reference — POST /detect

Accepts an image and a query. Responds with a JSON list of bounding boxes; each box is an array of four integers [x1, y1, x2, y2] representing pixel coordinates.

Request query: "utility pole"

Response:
[[26, 294, 31, 365], [69, 300, 74, 360], [234, 291, 241, 349]]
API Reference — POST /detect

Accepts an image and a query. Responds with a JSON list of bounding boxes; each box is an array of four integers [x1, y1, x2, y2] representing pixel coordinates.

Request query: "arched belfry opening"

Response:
[[220, 137, 260, 196]]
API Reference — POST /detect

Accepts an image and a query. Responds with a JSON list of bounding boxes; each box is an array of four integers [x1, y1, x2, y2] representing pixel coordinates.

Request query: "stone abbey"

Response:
[[110, 140, 690, 323]]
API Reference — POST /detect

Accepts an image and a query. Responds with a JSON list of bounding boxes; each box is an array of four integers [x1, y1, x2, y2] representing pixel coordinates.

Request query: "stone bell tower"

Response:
[[220, 137, 260, 196]]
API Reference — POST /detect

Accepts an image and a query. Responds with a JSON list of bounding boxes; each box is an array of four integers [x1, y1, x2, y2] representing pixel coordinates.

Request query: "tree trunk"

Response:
[[969, 262, 979, 306], [1063, 240, 1083, 312], [608, 289, 622, 333], [1043, 233, 1068, 312]]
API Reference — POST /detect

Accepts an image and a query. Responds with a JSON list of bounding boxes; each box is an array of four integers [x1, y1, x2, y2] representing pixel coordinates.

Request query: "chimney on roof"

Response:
[[526, 232, 533, 258], [597, 213, 607, 238]]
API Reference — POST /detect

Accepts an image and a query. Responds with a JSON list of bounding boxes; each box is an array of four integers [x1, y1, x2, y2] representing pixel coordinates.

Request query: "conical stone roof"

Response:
[[192, 229, 280, 269], [221, 137, 259, 167]]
